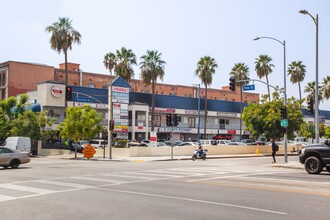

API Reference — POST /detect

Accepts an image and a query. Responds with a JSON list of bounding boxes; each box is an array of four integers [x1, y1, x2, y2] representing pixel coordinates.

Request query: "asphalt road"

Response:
[[0, 156, 329, 220]]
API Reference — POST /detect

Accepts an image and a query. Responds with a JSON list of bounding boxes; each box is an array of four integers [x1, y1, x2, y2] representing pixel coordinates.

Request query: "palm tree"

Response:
[[304, 81, 323, 105], [114, 47, 137, 82], [230, 63, 250, 140], [140, 50, 166, 132], [322, 76, 330, 100], [45, 17, 81, 85], [103, 52, 117, 75], [287, 61, 306, 101], [195, 56, 218, 139], [255, 55, 274, 101]]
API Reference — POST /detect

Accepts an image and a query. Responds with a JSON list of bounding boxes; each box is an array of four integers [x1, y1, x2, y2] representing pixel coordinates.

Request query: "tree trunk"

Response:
[[266, 75, 271, 101], [151, 79, 155, 132], [298, 82, 302, 101], [64, 50, 68, 85], [204, 84, 208, 139]]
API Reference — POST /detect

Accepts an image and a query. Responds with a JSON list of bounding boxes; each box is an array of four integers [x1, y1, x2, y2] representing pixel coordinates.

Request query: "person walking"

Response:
[[271, 139, 278, 163]]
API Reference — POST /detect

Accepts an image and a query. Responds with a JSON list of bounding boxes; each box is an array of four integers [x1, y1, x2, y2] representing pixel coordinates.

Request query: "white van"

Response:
[[3, 137, 31, 153]]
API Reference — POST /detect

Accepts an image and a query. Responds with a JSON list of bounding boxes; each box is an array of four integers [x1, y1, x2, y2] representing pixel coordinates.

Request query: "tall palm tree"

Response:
[[255, 55, 274, 101], [103, 52, 117, 75], [195, 56, 218, 139], [287, 61, 306, 101], [322, 76, 330, 100], [140, 50, 166, 132], [230, 63, 250, 140], [114, 47, 137, 82], [304, 81, 323, 105], [45, 17, 81, 85]]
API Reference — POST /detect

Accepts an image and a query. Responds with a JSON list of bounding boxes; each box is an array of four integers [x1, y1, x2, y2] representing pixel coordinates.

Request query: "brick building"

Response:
[[0, 60, 259, 103]]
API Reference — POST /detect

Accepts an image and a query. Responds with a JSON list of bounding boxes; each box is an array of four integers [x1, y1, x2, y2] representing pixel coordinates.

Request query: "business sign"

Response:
[[50, 86, 63, 98], [243, 84, 255, 91], [112, 85, 130, 134], [150, 131, 157, 147]]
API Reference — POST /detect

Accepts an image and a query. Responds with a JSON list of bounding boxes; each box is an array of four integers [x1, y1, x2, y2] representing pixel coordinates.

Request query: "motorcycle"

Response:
[[192, 149, 208, 161]]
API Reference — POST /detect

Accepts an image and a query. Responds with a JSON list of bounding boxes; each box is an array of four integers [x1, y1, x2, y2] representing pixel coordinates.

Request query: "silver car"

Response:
[[0, 147, 30, 169]]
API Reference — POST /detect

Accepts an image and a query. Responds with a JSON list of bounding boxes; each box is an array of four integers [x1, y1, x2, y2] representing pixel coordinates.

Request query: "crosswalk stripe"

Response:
[[69, 176, 127, 184], [0, 184, 56, 194], [129, 172, 183, 178], [36, 180, 91, 189], [0, 195, 16, 202], [102, 173, 156, 180]]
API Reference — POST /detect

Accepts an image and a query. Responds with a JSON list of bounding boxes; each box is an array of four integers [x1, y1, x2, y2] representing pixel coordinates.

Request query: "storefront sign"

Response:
[[50, 86, 63, 98], [158, 127, 192, 133], [154, 108, 175, 113]]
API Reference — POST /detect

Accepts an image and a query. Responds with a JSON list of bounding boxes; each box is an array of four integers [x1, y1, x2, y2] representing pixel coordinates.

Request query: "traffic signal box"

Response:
[[229, 76, 236, 92], [307, 98, 314, 113], [166, 114, 172, 127], [66, 86, 72, 101], [173, 114, 178, 126], [109, 120, 114, 131], [280, 106, 287, 119]]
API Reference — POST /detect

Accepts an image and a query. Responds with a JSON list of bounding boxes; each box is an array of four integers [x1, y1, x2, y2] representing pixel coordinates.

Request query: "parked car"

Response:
[[158, 142, 169, 147], [72, 140, 88, 152], [178, 142, 197, 147], [0, 146, 30, 169], [3, 136, 31, 153], [128, 140, 141, 147], [89, 139, 108, 149]]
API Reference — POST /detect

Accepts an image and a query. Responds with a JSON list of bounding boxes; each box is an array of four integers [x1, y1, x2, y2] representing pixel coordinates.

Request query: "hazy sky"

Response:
[[1, 0, 329, 110]]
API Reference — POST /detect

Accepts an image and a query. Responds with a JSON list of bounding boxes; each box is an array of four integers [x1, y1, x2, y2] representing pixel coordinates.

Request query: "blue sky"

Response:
[[1, 0, 329, 110]]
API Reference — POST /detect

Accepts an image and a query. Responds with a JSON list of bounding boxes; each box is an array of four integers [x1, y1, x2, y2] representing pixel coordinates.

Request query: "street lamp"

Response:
[[254, 36, 288, 163], [193, 84, 201, 145], [299, 9, 319, 144]]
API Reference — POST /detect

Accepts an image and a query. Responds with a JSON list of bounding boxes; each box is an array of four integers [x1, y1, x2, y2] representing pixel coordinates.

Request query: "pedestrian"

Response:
[[271, 139, 278, 163], [325, 139, 329, 147]]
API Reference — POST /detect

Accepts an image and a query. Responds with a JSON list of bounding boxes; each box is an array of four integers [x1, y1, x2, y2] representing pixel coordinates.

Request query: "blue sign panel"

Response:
[[243, 84, 255, 91], [75, 97, 92, 102]]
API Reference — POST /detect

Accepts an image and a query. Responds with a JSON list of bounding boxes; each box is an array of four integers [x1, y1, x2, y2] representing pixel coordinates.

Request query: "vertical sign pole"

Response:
[[108, 83, 113, 159]]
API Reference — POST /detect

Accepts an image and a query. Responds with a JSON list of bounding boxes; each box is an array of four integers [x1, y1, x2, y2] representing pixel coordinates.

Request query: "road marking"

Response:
[[187, 172, 284, 182], [0, 195, 16, 202], [36, 180, 91, 189], [102, 173, 156, 180], [129, 172, 183, 178], [238, 176, 330, 185], [0, 184, 56, 194], [96, 188, 287, 215], [69, 176, 127, 184]]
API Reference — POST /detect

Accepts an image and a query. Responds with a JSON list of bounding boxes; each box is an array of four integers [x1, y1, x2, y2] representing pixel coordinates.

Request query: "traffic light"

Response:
[[173, 114, 178, 127], [307, 98, 314, 113], [229, 76, 236, 91], [66, 86, 72, 100], [166, 114, 172, 127], [280, 106, 287, 119], [109, 120, 114, 131]]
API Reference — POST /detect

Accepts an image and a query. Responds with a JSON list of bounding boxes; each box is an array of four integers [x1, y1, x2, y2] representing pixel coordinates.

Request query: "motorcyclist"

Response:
[[198, 144, 205, 157]]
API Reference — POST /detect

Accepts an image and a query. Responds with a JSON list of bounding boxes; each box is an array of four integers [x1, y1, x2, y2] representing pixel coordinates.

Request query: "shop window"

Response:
[[188, 117, 196, 128], [154, 115, 161, 127], [219, 119, 229, 129]]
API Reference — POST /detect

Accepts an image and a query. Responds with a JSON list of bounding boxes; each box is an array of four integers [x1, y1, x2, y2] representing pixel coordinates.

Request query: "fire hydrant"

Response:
[[255, 148, 259, 156]]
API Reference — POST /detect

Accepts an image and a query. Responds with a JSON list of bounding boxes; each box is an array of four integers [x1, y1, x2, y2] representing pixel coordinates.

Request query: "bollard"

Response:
[[255, 148, 259, 156]]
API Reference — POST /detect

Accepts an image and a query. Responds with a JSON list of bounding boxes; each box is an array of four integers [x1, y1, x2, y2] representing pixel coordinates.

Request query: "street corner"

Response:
[[271, 162, 304, 169]]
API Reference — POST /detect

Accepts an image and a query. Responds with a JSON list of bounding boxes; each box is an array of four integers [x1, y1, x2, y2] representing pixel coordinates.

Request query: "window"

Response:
[[154, 115, 161, 127], [188, 117, 196, 128], [219, 119, 229, 129]]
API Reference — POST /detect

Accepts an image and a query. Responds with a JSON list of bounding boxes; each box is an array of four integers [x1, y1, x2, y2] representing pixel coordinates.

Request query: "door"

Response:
[[0, 148, 13, 165]]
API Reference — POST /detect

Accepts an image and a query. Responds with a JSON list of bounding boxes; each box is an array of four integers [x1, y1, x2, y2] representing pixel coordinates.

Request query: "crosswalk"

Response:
[[0, 166, 296, 203]]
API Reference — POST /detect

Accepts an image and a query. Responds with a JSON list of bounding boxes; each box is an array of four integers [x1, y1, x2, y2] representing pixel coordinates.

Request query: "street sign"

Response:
[[82, 144, 96, 160], [281, 119, 288, 127], [75, 97, 92, 102], [243, 84, 255, 91]]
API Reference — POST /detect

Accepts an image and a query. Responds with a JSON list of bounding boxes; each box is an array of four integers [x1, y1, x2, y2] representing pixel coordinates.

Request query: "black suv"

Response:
[[299, 143, 330, 174]]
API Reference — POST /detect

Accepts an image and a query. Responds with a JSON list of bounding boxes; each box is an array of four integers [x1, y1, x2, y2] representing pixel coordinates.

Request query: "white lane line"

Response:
[[0, 184, 56, 194], [69, 176, 127, 184], [102, 173, 156, 180], [187, 172, 283, 182], [0, 195, 16, 202], [36, 180, 91, 189], [237, 176, 330, 185], [96, 188, 287, 215], [129, 172, 183, 178]]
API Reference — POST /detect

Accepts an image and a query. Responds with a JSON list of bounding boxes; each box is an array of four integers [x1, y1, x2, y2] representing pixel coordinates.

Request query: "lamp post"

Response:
[[254, 36, 288, 163], [299, 9, 319, 144], [193, 84, 201, 145]]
